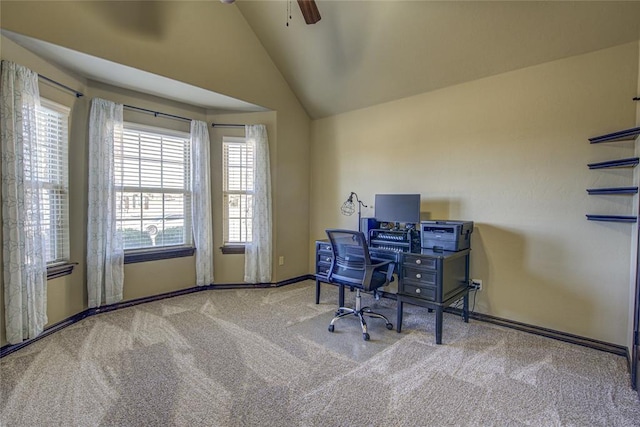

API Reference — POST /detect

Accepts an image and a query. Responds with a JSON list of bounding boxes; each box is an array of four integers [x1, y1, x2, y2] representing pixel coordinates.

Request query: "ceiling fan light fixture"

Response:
[[220, 0, 235, 4]]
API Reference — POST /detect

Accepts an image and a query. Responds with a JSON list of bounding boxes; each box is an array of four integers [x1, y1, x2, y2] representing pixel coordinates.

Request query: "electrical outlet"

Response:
[[471, 279, 483, 291], [278, 256, 285, 266]]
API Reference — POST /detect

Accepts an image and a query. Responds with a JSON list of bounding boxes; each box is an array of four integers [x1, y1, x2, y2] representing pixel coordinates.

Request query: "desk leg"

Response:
[[315, 278, 321, 304], [463, 293, 469, 323], [435, 306, 443, 345], [396, 299, 403, 333]]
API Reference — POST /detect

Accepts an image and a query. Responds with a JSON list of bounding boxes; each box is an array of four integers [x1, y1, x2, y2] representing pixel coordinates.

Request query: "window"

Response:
[[223, 136, 254, 246], [36, 99, 70, 265], [115, 123, 192, 251]]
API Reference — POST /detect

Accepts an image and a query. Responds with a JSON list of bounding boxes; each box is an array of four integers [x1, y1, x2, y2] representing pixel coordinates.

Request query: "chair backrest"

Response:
[[325, 229, 373, 287]]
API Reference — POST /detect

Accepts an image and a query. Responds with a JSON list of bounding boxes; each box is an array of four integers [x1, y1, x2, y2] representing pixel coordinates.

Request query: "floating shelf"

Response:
[[589, 127, 640, 144], [587, 125, 639, 223], [588, 157, 639, 169], [587, 187, 638, 195], [586, 215, 637, 223]]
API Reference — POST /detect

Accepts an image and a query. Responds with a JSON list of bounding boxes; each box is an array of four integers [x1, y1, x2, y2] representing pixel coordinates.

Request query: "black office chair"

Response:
[[325, 229, 394, 341]]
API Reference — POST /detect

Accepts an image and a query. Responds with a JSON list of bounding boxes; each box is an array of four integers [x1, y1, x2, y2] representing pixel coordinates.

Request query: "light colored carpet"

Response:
[[1, 281, 639, 426]]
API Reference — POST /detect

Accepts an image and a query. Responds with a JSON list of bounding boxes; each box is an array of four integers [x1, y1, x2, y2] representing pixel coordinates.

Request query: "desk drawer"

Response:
[[317, 243, 332, 252], [402, 266, 436, 285], [402, 283, 436, 301], [403, 254, 437, 270], [317, 252, 333, 264], [316, 262, 331, 277]]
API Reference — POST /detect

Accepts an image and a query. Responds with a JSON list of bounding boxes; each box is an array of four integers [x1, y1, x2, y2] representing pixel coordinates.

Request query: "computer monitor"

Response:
[[374, 194, 421, 227]]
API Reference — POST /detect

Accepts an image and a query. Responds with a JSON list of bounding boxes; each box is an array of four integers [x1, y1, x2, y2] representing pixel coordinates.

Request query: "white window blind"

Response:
[[36, 99, 70, 264], [115, 123, 192, 250], [223, 136, 254, 244]]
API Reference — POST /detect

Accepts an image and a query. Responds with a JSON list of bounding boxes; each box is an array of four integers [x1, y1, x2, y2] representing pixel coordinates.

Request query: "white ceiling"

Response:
[[237, 0, 640, 119], [3, 2, 640, 120], [1, 29, 268, 114]]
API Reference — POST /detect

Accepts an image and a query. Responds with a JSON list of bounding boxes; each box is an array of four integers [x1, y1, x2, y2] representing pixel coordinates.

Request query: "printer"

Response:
[[420, 220, 474, 252]]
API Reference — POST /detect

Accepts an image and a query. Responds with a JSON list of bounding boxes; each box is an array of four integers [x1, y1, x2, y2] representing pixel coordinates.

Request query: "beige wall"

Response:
[[2, 0, 637, 351], [206, 109, 310, 283], [0, 0, 312, 280], [0, 39, 210, 343], [0, 1, 311, 347], [310, 42, 640, 346]]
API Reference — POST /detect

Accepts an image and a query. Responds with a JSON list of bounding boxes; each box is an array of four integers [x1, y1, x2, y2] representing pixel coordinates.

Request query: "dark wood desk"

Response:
[[314, 240, 470, 344]]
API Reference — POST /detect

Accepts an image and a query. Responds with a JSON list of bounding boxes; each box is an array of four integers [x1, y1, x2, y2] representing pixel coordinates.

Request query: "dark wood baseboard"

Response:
[[2, 275, 629, 364], [0, 275, 313, 358], [445, 307, 629, 358], [316, 278, 629, 360], [208, 275, 315, 290]]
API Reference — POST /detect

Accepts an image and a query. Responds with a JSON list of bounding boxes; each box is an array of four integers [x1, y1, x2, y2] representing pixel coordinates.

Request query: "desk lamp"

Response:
[[340, 192, 367, 232]]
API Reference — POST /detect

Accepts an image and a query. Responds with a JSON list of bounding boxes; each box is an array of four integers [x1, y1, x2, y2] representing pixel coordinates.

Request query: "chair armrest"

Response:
[[362, 260, 395, 291], [385, 262, 395, 284], [371, 259, 395, 283], [370, 259, 392, 268]]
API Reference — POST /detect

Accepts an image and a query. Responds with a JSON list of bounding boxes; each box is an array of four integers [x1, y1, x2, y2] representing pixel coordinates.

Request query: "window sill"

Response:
[[47, 262, 78, 280], [125, 246, 195, 264], [220, 245, 246, 255]]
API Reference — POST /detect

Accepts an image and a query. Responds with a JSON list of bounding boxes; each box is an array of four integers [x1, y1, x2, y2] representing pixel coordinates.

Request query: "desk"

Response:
[[397, 249, 470, 344], [315, 240, 470, 344]]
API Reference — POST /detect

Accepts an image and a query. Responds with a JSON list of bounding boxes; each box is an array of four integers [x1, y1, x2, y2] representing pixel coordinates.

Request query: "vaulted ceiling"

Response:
[[3, 1, 640, 120], [236, 0, 640, 119]]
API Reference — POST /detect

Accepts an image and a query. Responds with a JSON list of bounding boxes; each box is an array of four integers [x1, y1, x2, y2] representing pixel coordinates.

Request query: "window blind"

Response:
[[223, 137, 254, 244], [37, 100, 70, 264], [115, 123, 192, 250]]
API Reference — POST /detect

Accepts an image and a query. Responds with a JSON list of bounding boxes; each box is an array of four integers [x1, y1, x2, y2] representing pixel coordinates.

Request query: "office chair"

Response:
[[325, 229, 394, 341]]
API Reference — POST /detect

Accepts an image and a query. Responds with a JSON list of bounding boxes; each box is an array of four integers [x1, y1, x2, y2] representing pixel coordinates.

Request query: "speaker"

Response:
[[360, 217, 379, 243]]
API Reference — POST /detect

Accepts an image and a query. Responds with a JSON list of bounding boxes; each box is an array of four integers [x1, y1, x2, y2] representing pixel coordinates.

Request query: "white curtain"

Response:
[[190, 120, 213, 286], [87, 98, 124, 308], [244, 124, 272, 283], [0, 60, 48, 344]]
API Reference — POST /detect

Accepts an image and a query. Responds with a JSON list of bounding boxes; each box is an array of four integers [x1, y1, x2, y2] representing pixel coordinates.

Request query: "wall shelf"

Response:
[[586, 187, 638, 195], [585, 215, 637, 223], [588, 157, 639, 169], [587, 126, 638, 222], [589, 126, 640, 144]]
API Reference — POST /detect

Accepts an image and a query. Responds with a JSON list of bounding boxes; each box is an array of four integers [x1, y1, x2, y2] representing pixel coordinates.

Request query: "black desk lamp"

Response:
[[341, 192, 367, 232]]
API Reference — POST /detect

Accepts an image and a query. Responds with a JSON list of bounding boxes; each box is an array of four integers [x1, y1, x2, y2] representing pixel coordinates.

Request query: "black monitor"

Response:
[[374, 194, 420, 226]]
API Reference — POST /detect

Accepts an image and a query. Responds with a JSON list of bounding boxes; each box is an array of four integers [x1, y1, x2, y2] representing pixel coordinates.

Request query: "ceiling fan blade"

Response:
[[297, 0, 321, 25]]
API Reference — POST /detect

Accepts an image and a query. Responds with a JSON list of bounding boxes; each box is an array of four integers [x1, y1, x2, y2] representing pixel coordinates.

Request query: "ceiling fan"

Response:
[[220, 0, 321, 25], [297, 0, 321, 25]]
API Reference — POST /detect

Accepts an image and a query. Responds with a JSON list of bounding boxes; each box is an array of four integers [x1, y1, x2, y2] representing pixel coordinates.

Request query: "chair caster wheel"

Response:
[[328, 325, 335, 333], [363, 333, 370, 341], [386, 323, 393, 330]]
